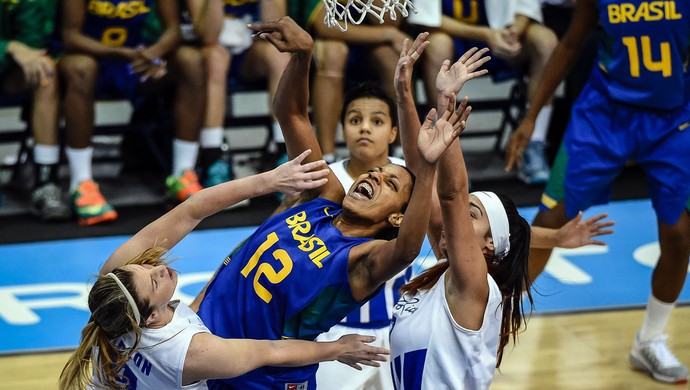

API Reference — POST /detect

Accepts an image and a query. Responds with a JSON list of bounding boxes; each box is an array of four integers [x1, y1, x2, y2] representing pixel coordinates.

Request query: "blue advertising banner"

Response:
[[0, 199, 688, 354]]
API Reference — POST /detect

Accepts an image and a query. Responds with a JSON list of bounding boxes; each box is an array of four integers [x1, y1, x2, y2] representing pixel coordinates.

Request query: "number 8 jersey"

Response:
[[82, 0, 153, 47], [596, 0, 690, 110], [198, 198, 372, 388]]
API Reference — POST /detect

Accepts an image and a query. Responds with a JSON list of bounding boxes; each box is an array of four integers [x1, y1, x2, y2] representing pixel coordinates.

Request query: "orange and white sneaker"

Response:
[[72, 180, 118, 226], [166, 169, 203, 202]]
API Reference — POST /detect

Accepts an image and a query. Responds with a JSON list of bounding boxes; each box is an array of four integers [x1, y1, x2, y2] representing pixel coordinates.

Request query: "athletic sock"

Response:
[[66, 146, 93, 192], [639, 294, 675, 341], [33, 144, 60, 187], [271, 121, 285, 143], [531, 104, 553, 142], [172, 138, 200, 177], [199, 127, 225, 170]]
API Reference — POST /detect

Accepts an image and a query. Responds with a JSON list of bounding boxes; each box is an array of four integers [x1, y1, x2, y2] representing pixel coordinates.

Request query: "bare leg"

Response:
[[31, 60, 60, 146], [201, 44, 230, 130], [653, 211, 690, 302], [240, 39, 292, 151], [522, 23, 558, 102], [59, 54, 98, 149], [169, 46, 205, 143]]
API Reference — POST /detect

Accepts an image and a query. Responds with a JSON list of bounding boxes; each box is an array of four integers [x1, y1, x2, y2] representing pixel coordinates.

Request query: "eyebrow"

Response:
[[150, 273, 155, 292], [377, 166, 400, 191], [469, 201, 484, 216], [347, 109, 389, 117]]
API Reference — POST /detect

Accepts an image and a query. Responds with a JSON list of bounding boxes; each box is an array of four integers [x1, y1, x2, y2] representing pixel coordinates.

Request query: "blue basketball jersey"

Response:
[[223, 0, 259, 18], [442, 0, 488, 25], [441, 0, 522, 82], [82, 0, 153, 46], [198, 197, 372, 389], [595, 0, 690, 110]]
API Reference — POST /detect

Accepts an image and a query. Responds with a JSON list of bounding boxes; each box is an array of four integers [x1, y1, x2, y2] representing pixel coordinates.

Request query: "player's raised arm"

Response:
[[249, 17, 343, 202], [100, 150, 328, 274]]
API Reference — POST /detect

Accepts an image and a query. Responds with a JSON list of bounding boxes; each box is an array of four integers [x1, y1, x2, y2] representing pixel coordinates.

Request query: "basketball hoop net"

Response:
[[321, 0, 417, 32]]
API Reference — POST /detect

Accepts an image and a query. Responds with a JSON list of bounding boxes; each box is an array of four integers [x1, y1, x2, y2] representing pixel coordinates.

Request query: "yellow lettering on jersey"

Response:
[[285, 210, 331, 268], [608, 1, 681, 23], [222, 0, 259, 6], [87, 0, 151, 19], [285, 211, 307, 226], [451, 0, 479, 24]]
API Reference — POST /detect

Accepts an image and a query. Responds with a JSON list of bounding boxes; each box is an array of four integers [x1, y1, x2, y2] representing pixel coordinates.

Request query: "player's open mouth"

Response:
[[353, 182, 374, 200]]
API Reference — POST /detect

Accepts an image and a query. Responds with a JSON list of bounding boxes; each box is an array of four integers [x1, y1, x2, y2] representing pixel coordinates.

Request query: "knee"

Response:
[[314, 40, 349, 75], [172, 46, 205, 86], [203, 44, 230, 81], [268, 50, 291, 77], [660, 213, 690, 253], [425, 32, 454, 66], [525, 24, 558, 61], [59, 55, 98, 88]]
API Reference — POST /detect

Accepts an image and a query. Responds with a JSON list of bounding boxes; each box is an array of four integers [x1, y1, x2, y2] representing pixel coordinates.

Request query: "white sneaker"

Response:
[[630, 332, 688, 383]]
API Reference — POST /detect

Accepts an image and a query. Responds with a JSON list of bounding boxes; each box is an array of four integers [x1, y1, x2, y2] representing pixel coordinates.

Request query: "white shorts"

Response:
[[316, 324, 394, 390]]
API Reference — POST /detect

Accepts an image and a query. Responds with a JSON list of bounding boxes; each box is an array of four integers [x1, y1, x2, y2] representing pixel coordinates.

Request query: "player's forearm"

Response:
[[510, 14, 531, 37], [273, 49, 312, 139], [185, 171, 276, 220], [261, 0, 286, 22], [440, 15, 491, 43], [62, 31, 128, 58], [146, 26, 182, 59], [529, 226, 560, 248], [396, 86, 422, 174], [437, 138, 467, 201], [268, 339, 342, 366], [393, 161, 435, 264], [314, 22, 393, 45]]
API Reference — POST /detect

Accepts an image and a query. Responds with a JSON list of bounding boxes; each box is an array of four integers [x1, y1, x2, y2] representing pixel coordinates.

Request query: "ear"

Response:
[[388, 126, 399, 144], [486, 237, 495, 254], [388, 212, 404, 228], [145, 307, 161, 327]]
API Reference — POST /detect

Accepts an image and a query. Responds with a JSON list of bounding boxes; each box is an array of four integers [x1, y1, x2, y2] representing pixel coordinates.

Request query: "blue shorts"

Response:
[[96, 59, 143, 104], [452, 38, 522, 83], [540, 77, 690, 225]]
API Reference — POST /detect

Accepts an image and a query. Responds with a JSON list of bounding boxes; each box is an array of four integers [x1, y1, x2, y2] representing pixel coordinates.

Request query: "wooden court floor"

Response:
[[2, 306, 688, 389]]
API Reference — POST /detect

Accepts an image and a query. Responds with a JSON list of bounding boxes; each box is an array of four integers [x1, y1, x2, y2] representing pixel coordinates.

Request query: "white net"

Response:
[[321, 0, 417, 32]]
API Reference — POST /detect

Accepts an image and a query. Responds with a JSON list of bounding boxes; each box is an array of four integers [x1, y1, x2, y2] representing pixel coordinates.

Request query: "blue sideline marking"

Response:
[[0, 199, 688, 354]]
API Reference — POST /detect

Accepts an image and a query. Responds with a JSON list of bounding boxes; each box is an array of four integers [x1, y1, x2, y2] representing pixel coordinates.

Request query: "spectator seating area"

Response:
[[0, 74, 527, 213]]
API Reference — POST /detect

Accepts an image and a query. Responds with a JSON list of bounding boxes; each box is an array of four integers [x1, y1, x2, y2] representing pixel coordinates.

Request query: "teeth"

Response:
[[357, 182, 373, 199]]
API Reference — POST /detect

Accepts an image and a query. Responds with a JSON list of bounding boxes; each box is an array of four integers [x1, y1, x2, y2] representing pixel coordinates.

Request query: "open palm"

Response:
[[436, 47, 491, 98], [418, 104, 466, 164]]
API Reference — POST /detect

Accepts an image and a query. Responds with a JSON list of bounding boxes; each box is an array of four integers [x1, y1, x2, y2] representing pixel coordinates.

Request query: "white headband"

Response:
[[106, 272, 141, 325], [471, 191, 510, 260]]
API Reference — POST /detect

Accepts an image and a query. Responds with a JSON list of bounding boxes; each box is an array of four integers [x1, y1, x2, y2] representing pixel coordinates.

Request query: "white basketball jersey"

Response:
[[90, 301, 211, 390], [389, 271, 503, 390]]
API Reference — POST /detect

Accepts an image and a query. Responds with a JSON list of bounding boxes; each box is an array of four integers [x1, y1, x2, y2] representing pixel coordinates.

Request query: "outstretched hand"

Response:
[[394, 32, 430, 94], [271, 149, 329, 197], [555, 212, 615, 249], [248, 17, 313, 53], [335, 335, 390, 371], [417, 99, 471, 164], [436, 47, 491, 98]]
